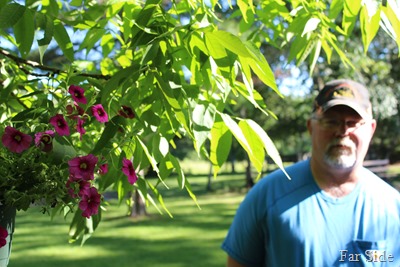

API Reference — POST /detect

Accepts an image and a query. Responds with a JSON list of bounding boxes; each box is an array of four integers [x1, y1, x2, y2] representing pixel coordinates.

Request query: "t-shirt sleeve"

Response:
[[221, 183, 267, 266]]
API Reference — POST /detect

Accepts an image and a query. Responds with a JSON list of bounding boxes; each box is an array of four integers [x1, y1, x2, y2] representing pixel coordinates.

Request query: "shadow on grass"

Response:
[[10, 180, 244, 267]]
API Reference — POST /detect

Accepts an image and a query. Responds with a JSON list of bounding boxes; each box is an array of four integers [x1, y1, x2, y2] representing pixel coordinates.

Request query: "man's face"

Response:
[[308, 105, 376, 170]]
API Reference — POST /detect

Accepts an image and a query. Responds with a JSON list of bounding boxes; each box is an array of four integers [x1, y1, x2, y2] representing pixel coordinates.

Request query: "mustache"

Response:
[[327, 137, 356, 150]]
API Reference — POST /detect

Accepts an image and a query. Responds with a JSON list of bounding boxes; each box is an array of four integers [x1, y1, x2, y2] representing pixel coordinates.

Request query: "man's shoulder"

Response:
[[250, 160, 315, 203], [361, 167, 400, 200], [259, 159, 312, 186]]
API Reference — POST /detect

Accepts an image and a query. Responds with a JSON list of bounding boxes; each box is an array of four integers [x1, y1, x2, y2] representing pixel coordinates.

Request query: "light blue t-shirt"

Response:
[[222, 159, 400, 266]]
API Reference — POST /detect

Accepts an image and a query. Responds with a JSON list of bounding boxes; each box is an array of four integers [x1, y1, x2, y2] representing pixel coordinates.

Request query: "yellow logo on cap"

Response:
[[332, 87, 354, 98]]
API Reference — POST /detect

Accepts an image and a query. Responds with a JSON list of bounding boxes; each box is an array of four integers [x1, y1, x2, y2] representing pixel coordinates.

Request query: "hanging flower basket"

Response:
[[0, 205, 16, 267]]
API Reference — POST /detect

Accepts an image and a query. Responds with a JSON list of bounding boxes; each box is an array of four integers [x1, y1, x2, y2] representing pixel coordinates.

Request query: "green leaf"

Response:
[[0, 78, 15, 104], [154, 72, 192, 137], [321, 39, 333, 64], [329, 0, 344, 19], [68, 210, 86, 243], [98, 153, 123, 191], [147, 181, 173, 217], [288, 33, 307, 62], [204, 32, 228, 59], [36, 13, 54, 47], [220, 113, 264, 176], [245, 119, 291, 180], [151, 134, 169, 161], [309, 39, 322, 75], [13, 7, 34, 57], [192, 102, 216, 152], [235, 80, 278, 118], [183, 178, 200, 209], [205, 31, 252, 58], [69, 210, 101, 245], [302, 17, 321, 37], [189, 31, 209, 56], [360, 5, 380, 54], [101, 65, 138, 102], [116, 174, 131, 205], [238, 120, 265, 176], [167, 153, 200, 208], [144, 192, 164, 215], [342, 0, 362, 36], [299, 36, 317, 66], [136, 178, 148, 204], [237, 0, 248, 22], [0, 3, 25, 29], [54, 20, 74, 61], [136, 136, 169, 189], [210, 118, 232, 176], [79, 28, 107, 54], [130, 0, 161, 47], [52, 136, 77, 163], [220, 113, 251, 153], [381, 2, 400, 54], [158, 156, 174, 179], [286, 13, 310, 39], [242, 41, 278, 93], [91, 116, 125, 155], [36, 13, 54, 64], [10, 107, 41, 122], [141, 42, 160, 65], [154, 72, 181, 112], [324, 32, 355, 68], [101, 33, 115, 57]]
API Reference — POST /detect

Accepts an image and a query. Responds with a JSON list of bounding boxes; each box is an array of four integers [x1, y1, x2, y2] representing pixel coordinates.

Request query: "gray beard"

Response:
[[323, 137, 356, 169], [324, 153, 356, 169]]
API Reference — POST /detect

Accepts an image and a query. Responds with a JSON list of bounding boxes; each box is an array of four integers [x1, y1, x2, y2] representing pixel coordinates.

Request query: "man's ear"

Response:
[[370, 119, 377, 136]]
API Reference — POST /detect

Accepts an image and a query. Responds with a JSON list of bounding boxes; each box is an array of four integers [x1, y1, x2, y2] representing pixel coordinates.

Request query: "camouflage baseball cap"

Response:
[[313, 79, 373, 119]]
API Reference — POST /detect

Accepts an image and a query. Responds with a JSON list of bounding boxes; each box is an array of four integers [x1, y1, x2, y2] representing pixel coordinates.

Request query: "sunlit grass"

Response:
[[10, 160, 398, 266], [10, 173, 247, 267]]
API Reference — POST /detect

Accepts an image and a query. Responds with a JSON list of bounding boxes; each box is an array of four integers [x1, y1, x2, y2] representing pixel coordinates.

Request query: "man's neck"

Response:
[[310, 160, 361, 198]]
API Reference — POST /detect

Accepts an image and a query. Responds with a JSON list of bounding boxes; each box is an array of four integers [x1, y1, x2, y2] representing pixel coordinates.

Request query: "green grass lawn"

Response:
[[9, 173, 248, 267], [8, 162, 400, 267]]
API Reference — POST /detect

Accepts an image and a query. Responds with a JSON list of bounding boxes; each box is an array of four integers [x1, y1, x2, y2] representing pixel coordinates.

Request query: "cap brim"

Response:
[[321, 99, 371, 119]]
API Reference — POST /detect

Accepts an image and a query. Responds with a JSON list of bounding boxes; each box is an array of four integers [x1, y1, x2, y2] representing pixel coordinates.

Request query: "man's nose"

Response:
[[336, 121, 353, 136]]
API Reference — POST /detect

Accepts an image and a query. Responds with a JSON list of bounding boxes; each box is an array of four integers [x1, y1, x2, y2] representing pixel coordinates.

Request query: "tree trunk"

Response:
[[245, 155, 254, 188], [130, 189, 147, 217], [230, 158, 236, 173], [206, 163, 213, 191]]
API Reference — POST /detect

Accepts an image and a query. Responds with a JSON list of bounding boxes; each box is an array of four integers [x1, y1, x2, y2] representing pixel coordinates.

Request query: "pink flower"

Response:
[[118, 105, 135, 119], [122, 158, 138, 185], [34, 130, 55, 152], [68, 154, 98, 180], [0, 226, 8, 248], [66, 103, 85, 118], [68, 85, 87, 104], [98, 163, 108, 175], [79, 187, 101, 218], [91, 104, 108, 123], [66, 104, 74, 115], [66, 176, 91, 198], [75, 103, 85, 116], [76, 117, 86, 139], [49, 114, 70, 136], [1, 126, 32, 153]]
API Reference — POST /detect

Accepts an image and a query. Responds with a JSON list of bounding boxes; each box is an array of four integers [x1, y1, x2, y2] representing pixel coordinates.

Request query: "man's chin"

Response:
[[324, 155, 356, 169]]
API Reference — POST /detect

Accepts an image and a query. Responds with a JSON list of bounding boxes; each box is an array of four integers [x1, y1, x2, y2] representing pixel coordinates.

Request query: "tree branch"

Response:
[[0, 48, 110, 80]]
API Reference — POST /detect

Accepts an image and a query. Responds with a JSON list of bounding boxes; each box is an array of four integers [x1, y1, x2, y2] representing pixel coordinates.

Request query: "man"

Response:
[[221, 79, 400, 266]]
